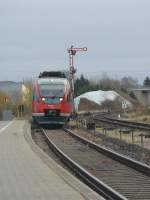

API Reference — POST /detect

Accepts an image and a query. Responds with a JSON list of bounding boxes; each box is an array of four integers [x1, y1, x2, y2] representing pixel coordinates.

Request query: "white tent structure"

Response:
[[74, 90, 131, 111]]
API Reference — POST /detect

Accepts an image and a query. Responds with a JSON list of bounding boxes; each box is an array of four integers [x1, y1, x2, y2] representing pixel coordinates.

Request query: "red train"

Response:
[[32, 71, 73, 125]]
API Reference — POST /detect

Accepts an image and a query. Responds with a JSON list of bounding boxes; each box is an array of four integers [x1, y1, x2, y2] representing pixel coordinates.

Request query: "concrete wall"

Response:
[[133, 90, 150, 106]]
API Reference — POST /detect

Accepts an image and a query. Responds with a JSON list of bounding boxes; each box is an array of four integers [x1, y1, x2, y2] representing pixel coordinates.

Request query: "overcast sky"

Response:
[[0, 0, 150, 82]]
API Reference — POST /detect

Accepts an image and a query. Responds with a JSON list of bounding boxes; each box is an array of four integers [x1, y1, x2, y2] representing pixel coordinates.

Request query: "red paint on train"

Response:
[[32, 71, 73, 125]]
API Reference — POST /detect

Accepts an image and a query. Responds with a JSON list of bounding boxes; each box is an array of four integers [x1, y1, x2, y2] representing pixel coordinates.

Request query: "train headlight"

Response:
[[60, 98, 63, 102], [42, 97, 46, 102]]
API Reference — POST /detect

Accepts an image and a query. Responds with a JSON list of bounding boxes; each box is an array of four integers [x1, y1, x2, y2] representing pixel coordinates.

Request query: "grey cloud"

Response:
[[0, 0, 150, 82]]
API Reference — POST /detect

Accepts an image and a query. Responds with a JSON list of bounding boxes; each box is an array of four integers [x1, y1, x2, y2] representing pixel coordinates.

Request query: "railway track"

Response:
[[77, 127, 150, 165], [41, 127, 150, 200], [93, 113, 150, 131]]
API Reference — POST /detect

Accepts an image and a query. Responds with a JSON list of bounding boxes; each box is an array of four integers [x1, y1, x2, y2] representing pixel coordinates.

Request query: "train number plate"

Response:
[[45, 109, 59, 116]]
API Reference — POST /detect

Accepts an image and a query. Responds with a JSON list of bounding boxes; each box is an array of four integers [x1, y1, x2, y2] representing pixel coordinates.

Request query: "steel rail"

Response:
[[106, 117, 150, 128], [64, 128, 150, 176], [94, 115, 150, 131], [41, 128, 127, 200]]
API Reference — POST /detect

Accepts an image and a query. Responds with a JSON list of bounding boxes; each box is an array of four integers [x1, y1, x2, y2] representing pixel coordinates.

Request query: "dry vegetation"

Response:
[[122, 107, 150, 123], [78, 98, 101, 111]]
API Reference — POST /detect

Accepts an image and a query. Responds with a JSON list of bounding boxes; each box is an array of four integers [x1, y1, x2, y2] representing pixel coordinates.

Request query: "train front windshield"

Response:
[[40, 84, 65, 97]]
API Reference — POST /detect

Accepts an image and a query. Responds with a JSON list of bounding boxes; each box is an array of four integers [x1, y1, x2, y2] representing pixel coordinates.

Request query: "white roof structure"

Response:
[[38, 78, 67, 85], [74, 90, 131, 110]]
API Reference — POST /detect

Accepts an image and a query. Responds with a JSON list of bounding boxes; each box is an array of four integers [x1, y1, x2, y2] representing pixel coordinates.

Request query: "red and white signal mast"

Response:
[[67, 45, 87, 113]]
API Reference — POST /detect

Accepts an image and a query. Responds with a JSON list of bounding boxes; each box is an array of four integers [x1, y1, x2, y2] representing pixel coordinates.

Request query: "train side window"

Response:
[[33, 89, 38, 101], [32, 88, 35, 101], [33, 89, 36, 101]]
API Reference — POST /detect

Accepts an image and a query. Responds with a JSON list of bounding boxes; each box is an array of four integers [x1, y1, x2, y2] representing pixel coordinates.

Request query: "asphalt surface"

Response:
[[0, 120, 86, 200]]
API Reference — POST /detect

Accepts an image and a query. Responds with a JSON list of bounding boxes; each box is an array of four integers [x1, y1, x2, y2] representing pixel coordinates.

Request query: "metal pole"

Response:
[[131, 130, 134, 144], [120, 130, 122, 140], [67, 45, 87, 116], [141, 134, 144, 148]]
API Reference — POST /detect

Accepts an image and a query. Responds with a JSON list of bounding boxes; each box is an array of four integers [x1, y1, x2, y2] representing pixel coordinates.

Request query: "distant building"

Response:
[[0, 81, 29, 103], [21, 84, 30, 103], [130, 88, 150, 106], [0, 81, 22, 102]]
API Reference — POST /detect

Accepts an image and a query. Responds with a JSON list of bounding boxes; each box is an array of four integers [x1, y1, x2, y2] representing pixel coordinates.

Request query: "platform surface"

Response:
[[0, 120, 86, 200]]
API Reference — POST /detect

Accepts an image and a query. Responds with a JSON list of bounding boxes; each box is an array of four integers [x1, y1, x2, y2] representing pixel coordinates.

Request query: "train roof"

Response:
[[39, 71, 67, 79], [37, 77, 68, 85]]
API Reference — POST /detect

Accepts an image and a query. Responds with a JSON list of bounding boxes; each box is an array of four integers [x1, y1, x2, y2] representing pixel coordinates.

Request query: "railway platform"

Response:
[[0, 120, 103, 200]]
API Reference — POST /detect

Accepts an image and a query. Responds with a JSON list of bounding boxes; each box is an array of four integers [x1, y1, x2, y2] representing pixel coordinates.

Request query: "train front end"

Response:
[[32, 71, 72, 125]]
